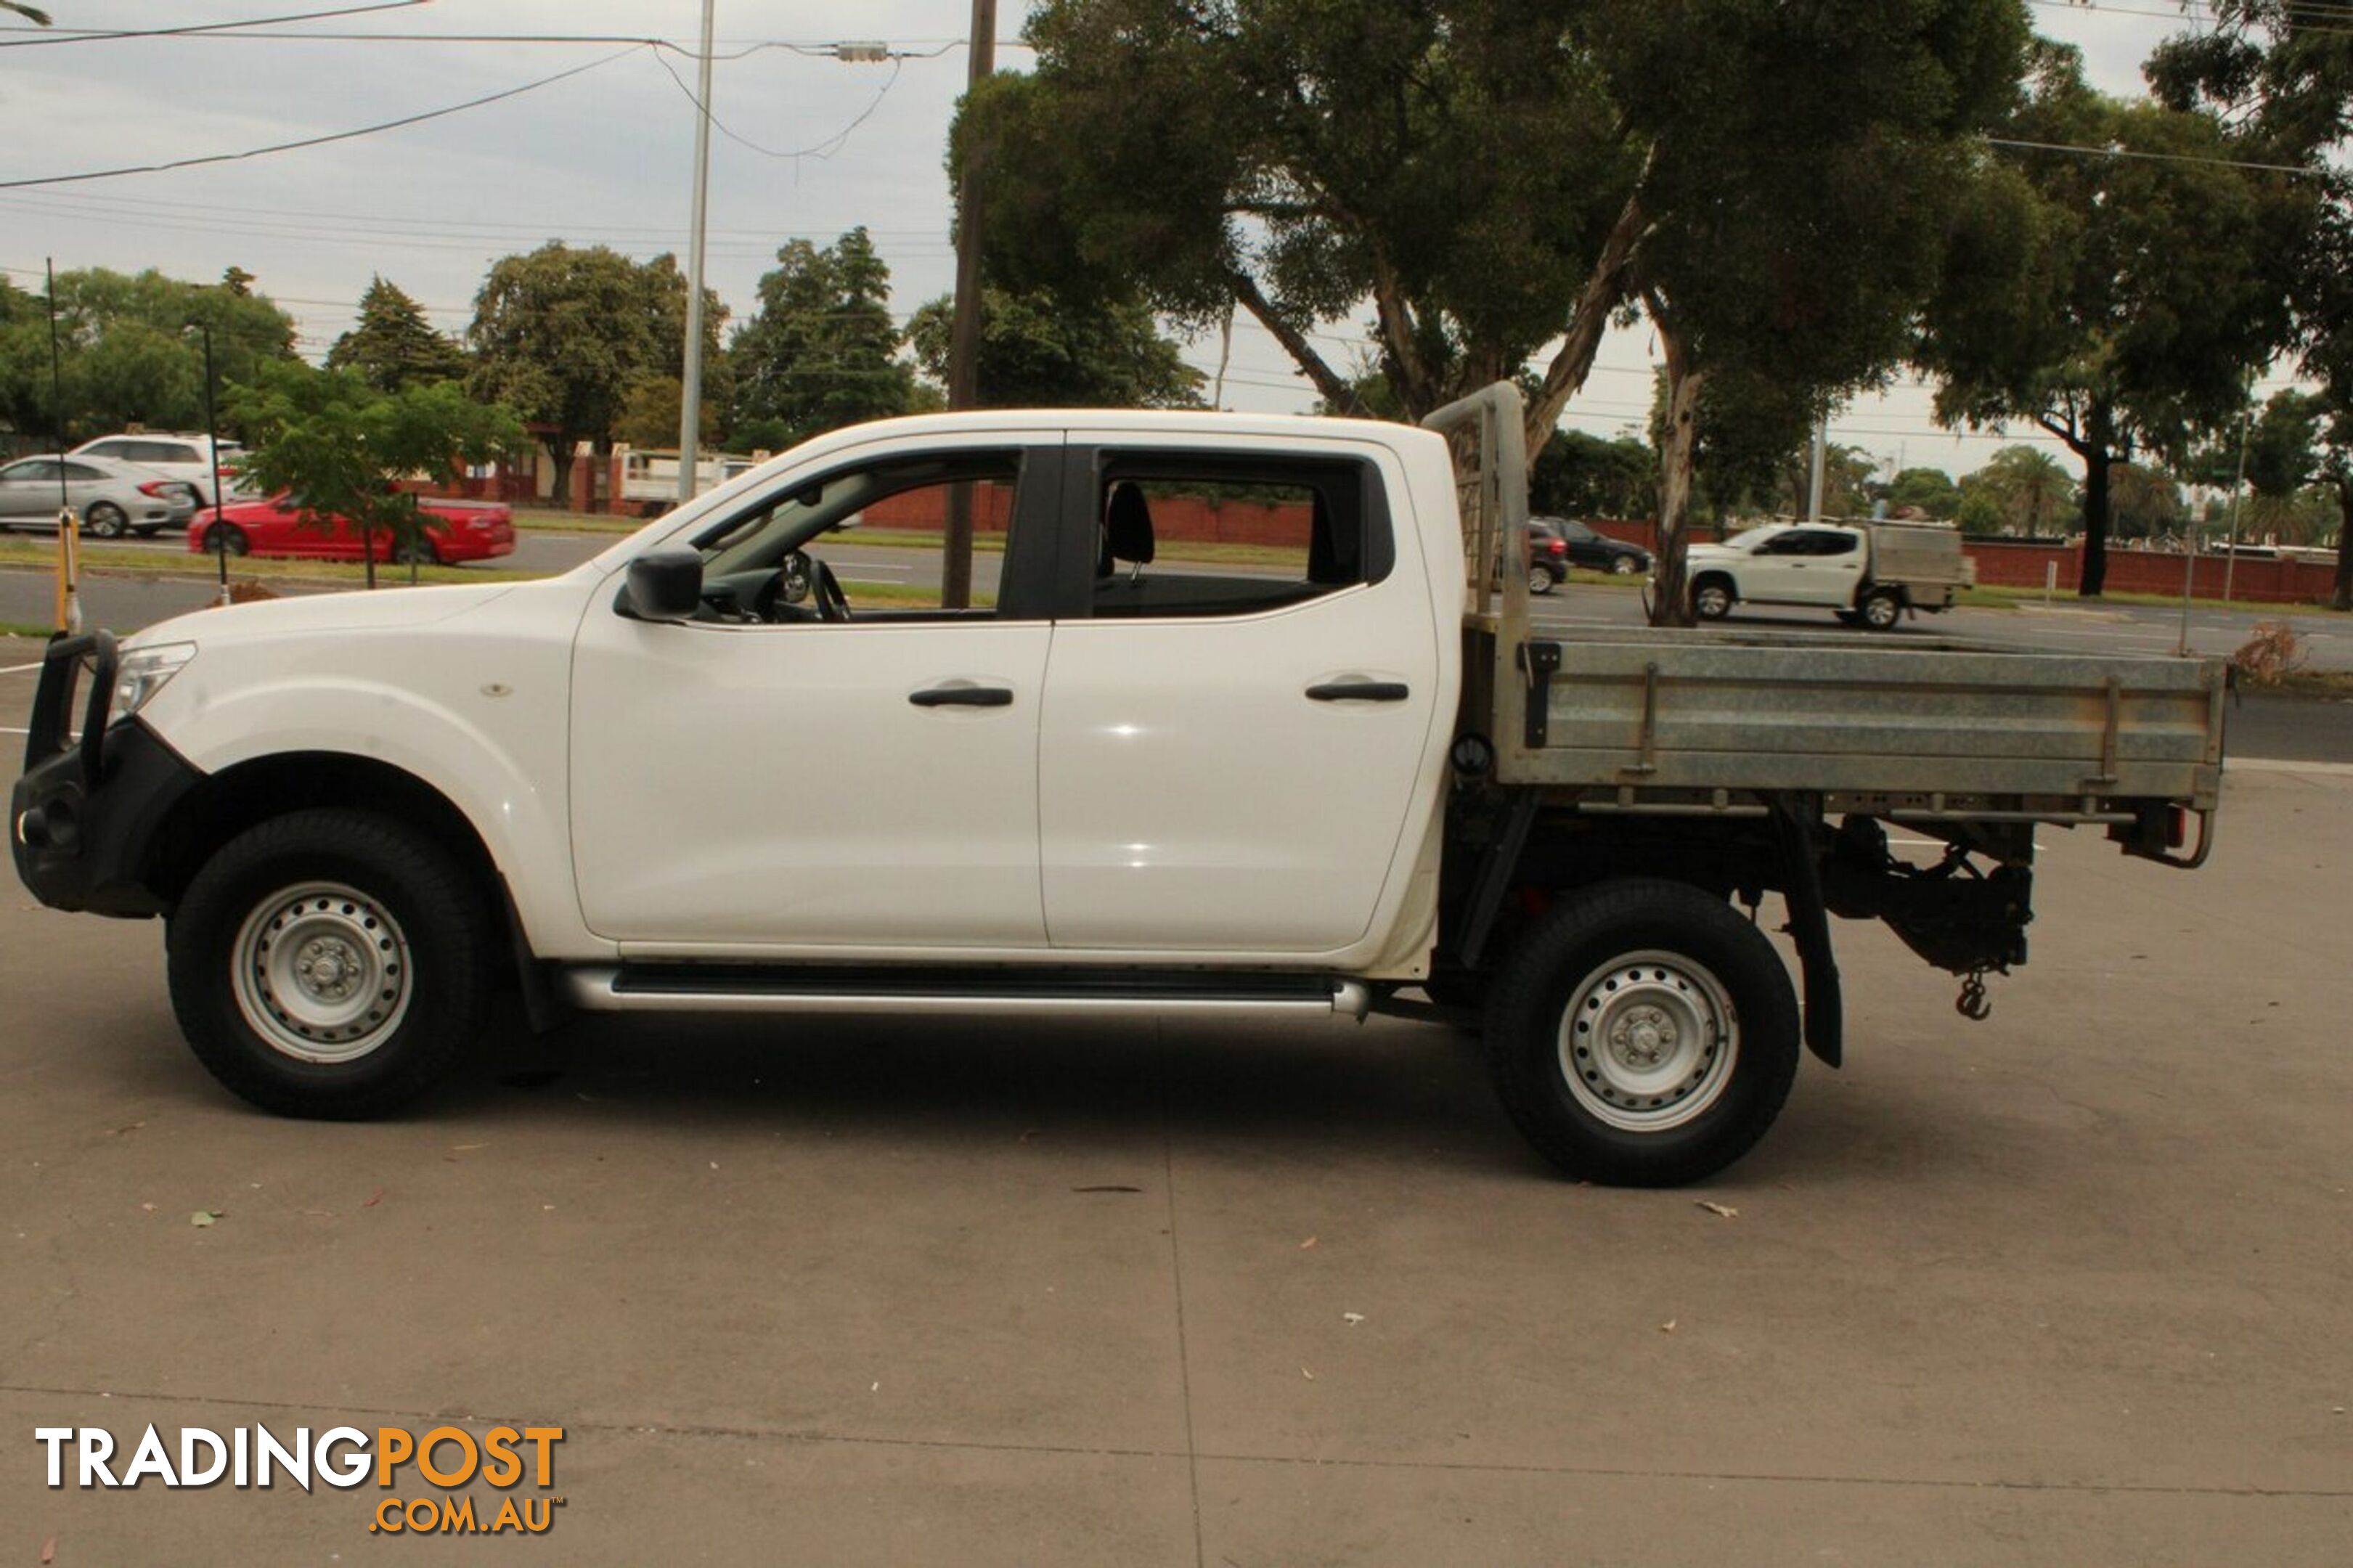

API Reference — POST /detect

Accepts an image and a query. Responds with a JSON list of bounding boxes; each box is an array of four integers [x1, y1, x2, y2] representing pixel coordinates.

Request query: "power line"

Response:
[[1986, 134, 2330, 176], [0, 0, 428, 49], [648, 46, 907, 162], [0, 45, 644, 190], [0, 23, 1032, 57]]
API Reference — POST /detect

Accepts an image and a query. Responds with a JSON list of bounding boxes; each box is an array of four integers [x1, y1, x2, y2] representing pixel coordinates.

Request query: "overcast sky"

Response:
[[0, 1, 2280, 478]]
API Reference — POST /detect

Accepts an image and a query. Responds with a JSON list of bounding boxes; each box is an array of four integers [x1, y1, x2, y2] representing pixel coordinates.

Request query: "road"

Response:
[[1, 638, 2346, 1561]]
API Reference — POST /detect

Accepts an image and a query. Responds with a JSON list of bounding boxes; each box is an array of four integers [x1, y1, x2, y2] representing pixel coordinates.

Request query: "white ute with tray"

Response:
[[12, 386, 2224, 1185]]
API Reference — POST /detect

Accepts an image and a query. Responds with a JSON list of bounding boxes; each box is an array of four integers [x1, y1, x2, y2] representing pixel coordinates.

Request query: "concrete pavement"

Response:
[[1, 649, 2348, 1561]]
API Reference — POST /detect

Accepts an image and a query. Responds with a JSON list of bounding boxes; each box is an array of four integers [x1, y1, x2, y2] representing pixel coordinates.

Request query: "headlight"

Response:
[[108, 642, 196, 726]]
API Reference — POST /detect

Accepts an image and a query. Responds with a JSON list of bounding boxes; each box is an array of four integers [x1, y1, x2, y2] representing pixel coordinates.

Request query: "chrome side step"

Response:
[[559, 965, 1371, 1021]]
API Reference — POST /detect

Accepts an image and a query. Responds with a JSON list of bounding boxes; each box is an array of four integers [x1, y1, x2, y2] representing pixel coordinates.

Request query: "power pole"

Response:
[[940, 0, 997, 609], [1806, 415, 1827, 522], [676, 0, 717, 508]]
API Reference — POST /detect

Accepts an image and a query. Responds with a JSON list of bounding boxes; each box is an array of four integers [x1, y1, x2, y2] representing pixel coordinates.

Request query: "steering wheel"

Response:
[[812, 557, 852, 623]]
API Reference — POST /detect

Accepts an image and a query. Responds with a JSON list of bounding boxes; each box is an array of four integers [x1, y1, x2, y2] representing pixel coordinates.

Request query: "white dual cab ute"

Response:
[[1686, 519, 1975, 630], [12, 387, 2227, 1186]]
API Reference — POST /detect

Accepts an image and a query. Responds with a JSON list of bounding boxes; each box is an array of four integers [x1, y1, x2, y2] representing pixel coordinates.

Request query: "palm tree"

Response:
[[1966, 445, 2076, 536]]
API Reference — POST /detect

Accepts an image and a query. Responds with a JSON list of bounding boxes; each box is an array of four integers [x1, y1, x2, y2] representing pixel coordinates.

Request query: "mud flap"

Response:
[[1768, 796, 1843, 1069]]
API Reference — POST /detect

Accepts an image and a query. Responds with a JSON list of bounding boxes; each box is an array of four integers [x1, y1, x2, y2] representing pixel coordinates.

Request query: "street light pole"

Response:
[[939, 0, 997, 609], [203, 324, 229, 605], [675, 0, 717, 509]]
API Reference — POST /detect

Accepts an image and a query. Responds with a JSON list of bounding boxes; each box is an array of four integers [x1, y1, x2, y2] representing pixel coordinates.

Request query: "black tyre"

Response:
[[166, 809, 494, 1119], [392, 538, 441, 566], [83, 502, 129, 539], [214, 525, 250, 557], [1485, 878, 1800, 1187], [1860, 587, 1904, 631], [1608, 555, 1638, 576], [1528, 566, 1556, 596], [1692, 577, 1734, 621]]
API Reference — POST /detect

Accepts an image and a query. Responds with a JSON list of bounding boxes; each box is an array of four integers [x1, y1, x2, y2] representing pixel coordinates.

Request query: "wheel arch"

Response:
[[145, 751, 502, 919]]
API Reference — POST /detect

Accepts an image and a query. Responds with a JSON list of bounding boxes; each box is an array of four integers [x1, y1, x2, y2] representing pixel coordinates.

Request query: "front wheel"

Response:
[[83, 502, 129, 539], [1485, 879, 1801, 1186], [166, 809, 494, 1119], [1692, 579, 1734, 621], [1609, 555, 1637, 576]]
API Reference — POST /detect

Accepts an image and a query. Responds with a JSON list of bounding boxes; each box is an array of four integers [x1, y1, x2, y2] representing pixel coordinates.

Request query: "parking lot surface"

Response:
[[1, 654, 2348, 1563]]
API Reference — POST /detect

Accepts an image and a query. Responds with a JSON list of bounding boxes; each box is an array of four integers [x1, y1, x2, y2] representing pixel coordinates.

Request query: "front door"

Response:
[[568, 434, 1069, 951]]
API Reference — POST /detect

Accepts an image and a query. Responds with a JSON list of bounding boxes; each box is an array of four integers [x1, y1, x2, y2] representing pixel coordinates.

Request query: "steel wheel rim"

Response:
[[230, 881, 414, 1063], [1557, 948, 1739, 1132]]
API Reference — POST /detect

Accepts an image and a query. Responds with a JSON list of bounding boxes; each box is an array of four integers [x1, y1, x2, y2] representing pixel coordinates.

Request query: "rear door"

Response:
[[0, 460, 57, 523], [1036, 436, 1444, 954]]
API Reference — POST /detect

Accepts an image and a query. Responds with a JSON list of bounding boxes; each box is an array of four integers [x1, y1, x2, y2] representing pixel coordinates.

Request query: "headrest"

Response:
[[1105, 481, 1155, 565]]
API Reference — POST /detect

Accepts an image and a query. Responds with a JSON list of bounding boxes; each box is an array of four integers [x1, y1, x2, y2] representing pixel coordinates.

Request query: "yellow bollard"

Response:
[[53, 507, 83, 634]]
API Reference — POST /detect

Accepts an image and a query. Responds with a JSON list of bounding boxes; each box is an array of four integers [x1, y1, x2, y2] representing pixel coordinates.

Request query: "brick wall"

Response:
[[1964, 539, 2337, 603]]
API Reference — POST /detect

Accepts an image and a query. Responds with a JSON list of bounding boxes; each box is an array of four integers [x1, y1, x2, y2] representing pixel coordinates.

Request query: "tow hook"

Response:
[[1956, 968, 1993, 1021]]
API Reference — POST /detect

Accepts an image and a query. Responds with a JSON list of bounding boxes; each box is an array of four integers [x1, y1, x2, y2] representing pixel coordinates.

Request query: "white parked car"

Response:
[[1685, 521, 1974, 630], [0, 453, 198, 536], [69, 433, 250, 508]]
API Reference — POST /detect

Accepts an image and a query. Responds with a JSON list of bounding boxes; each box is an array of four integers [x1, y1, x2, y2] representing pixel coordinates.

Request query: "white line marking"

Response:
[[0, 661, 49, 675]]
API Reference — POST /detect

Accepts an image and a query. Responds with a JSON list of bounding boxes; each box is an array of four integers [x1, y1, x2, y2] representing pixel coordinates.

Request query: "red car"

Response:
[[189, 494, 516, 566]]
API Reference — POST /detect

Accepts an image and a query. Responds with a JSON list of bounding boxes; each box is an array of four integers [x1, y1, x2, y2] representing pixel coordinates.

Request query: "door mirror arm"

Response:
[[621, 548, 705, 622]]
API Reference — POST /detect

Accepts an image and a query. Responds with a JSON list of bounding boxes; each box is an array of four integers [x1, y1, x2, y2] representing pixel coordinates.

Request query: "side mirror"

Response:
[[623, 549, 704, 622]]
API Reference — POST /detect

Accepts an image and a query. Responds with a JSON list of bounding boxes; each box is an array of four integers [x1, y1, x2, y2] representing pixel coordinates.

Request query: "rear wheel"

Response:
[[166, 809, 494, 1119], [392, 537, 441, 566], [213, 525, 250, 557], [1485, 879, 1800, 1186], [1860, 587, 1904, 631], [1692, 579, 1734, 621], [1528, 566, 1556, 596], [83, 502, 129, 539]]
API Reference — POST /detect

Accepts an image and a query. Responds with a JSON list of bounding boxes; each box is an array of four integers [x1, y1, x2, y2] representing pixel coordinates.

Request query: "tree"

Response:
[[906, 285, 1203, 409], [327, 276, 468, 393], [466, 244, 719, 509], [0, 266, 296, 444], [229, 361, 523, 589], [1532, 430, 1654, 520], [728, 228, 917, 451], [1959, 445, 2076, 536], [1920, 42, 2307, 595], [2108, 462, 2189, 540], [963, 0, 2029, 627], [1888, 467, 1962, 520], [2150, 2, 2353, 606]]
